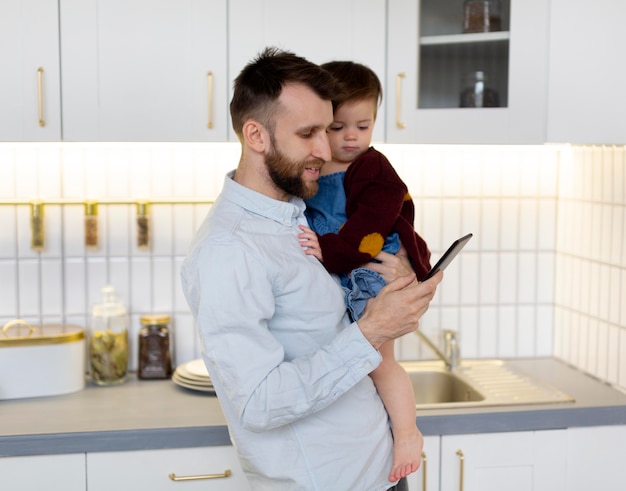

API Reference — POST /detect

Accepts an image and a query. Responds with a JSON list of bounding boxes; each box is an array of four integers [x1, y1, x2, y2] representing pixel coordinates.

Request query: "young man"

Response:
[[181, 47, 442, 490]]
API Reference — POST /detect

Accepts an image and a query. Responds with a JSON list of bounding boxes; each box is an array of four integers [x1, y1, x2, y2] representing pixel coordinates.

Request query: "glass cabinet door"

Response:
[[418, 0, 510, 110], [386, 0, 548, 144]]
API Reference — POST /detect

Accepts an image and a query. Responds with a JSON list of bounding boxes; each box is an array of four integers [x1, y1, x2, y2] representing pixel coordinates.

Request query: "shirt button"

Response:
[[364, 362, 372, 370]]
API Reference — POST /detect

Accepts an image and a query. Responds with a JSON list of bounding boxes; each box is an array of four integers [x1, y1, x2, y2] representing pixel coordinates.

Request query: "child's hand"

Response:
[[298, 225, 323, 262]]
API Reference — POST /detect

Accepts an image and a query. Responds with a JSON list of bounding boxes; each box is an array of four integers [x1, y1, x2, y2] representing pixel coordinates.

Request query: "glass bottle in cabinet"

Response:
[[418, 0, 510, 109]]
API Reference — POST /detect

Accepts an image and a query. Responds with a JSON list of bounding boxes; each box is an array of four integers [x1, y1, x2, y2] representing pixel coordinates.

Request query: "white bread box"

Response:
[[0, 319, 86, 400]]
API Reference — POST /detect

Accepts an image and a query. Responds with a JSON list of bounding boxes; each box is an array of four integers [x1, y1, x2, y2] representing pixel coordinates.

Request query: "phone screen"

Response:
[[421, 233, 473, 281]]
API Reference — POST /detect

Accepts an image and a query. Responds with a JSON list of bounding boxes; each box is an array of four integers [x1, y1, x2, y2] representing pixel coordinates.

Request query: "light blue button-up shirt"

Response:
[[181, 173, 397, 490]]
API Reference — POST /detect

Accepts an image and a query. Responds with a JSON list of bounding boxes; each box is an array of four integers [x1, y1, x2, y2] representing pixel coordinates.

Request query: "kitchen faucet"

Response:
[[414, 329, 460, 371]]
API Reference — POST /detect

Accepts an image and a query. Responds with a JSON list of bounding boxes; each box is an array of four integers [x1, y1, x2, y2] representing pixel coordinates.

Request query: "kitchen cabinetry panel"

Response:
[[0, 453, 86, 491], [386, 0, 549, 144], [86, 446, 250, 491], [60, 0, 228, 142], [228, 0, 386, 142], [439, 430, 566, 491], [566, 425, 626, 491], [547, 0, 626, 144], [0, 0, 61, 141]]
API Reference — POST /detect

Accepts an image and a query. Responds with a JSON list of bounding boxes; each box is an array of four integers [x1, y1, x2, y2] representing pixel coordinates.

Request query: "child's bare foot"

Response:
[[388, 428, 423, 482]]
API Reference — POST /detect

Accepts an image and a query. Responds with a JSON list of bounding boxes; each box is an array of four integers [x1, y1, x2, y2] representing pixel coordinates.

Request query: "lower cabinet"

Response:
[[86, 446, 250, 491], [0, 453, 86, 491], [409, 430, 568, 491], [565, 425, 626, 491]]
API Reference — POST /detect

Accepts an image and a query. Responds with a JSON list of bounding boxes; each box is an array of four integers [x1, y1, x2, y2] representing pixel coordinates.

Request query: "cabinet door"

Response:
[[566, 425, 626, 491], [0, 0, 62, 141], [387, 0, 549, 144], [547, 0, 626, 144], [0, 453, 86, 491], [228, 0, 386, 142], [406, 435, 440, 491], [60, 0, 228, 142], [439, 430, 566, 491], [86, 446, 250, 491]]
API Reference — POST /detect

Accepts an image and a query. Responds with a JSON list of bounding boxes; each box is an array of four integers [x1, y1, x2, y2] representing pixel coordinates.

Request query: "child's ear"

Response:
[[242, 120, 270, 152]]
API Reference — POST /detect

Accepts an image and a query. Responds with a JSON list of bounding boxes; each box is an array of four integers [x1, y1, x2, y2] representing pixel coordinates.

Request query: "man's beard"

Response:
[[265, 145, 323, 200]]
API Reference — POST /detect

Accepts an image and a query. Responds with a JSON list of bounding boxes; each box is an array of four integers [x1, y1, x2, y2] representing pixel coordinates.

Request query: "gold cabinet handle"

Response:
[[37, 67, 45, 127], [421, 451, 427, 491], [207, 71, 214, 129], [169, 469, 231, 481], [395, 72, 406, 129], [456, 449, 464, 491]]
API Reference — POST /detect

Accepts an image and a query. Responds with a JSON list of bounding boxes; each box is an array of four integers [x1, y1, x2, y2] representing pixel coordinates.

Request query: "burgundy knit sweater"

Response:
[[317, 147, 431, 278]]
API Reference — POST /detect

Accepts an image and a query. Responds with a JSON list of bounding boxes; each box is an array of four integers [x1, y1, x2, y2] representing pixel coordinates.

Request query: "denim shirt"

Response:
[[181, 172, 397, 490]]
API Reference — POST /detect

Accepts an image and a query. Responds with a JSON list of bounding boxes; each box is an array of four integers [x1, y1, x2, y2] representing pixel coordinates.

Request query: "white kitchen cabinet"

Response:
[[406, 435, 440, 491], [60, 0, 228, 142], [565, 425, 626, 491], [0, 453, 86, 491], [86, 445, 250, 491], [0, 0, 62, 141], [386, 0, 549, 144], [547, 0, 626, 144], [227, 0, 386, 142], [439, 430, 567, 491]]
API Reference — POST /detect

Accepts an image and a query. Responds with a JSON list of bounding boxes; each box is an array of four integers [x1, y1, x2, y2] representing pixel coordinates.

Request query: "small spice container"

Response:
[[84, 201, 99, 249], [136, 201, 151, 249], [463, 0, 502, 33], [138, 315, 173, 379]]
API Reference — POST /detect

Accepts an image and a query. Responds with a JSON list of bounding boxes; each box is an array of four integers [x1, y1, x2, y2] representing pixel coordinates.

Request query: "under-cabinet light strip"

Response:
[[0, 198, 215, 206]]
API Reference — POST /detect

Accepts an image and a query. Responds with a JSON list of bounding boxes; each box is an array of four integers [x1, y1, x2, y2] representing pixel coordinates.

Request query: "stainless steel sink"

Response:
[[400, 359, 575, 409]]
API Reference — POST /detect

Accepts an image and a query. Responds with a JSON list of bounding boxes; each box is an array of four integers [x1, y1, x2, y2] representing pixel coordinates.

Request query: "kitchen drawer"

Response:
[[0, 453, 86, 491], [86, 446, 250, 491]]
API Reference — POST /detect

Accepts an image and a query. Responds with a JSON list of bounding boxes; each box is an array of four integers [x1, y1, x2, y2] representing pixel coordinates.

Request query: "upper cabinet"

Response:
[[60, 0, 228, 142], [547, 0, 626, 144], [227, 0, 386, 142], [386, 0, 549, 144], [0, 0, 62, 141]]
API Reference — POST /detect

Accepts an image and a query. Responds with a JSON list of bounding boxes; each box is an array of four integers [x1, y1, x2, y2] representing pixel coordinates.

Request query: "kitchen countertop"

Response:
[[1, 357, 625, 457]]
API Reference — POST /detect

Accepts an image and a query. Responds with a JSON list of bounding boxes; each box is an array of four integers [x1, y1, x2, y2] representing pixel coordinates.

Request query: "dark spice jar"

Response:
[[463, 0, 502, 33], [138, 315, 172, 379]]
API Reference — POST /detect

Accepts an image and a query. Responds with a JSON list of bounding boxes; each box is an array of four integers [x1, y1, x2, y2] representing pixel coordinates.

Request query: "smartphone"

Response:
[[421, 233, 473, 281]]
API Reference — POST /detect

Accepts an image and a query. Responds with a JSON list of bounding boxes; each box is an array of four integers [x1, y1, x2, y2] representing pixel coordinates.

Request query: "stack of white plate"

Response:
[[172, 359, 215, 394]]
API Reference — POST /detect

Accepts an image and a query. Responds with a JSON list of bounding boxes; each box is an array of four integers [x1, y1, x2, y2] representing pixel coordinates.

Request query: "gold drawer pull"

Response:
[[37, 67, 46, 127], [207, 71, 214, 129], [456, 449, 464, 491], [169, 469, 231, 481], [395, 72, 406, 129]]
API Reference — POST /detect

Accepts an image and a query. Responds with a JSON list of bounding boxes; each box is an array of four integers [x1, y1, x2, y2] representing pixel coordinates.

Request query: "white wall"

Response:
[[0, 142, 624, 392]]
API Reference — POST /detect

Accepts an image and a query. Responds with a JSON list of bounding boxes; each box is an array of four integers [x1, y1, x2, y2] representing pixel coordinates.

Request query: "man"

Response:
[[181, 47, 442, 490]]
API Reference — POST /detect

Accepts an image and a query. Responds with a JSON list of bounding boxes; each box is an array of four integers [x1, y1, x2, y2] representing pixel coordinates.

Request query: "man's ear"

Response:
[[242, 120, 269, 152]]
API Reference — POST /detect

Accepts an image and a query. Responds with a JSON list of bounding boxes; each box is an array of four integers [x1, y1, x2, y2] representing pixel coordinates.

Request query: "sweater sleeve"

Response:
[[318, 150, 409, 274]]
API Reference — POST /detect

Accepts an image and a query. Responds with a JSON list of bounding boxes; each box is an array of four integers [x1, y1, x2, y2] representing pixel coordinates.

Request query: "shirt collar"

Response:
[[222, 171, 306, 226]]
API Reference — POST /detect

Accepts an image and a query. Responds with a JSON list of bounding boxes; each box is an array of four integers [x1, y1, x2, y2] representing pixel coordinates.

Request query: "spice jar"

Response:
[[460, 71, 500, 108], [463, 0, 502, 33], [30, 201, 45, 251], [138, 315, 172, 379], [89, 285, 129, 386], [136, 201, 151, 249], [84, 201, 99, 249]]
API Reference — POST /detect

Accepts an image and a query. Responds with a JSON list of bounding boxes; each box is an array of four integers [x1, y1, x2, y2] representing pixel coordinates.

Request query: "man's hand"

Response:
[[358, 271, 443, 350]]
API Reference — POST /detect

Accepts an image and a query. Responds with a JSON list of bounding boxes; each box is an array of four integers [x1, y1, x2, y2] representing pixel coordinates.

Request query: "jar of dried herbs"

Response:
[[88, 285, 129, 386]]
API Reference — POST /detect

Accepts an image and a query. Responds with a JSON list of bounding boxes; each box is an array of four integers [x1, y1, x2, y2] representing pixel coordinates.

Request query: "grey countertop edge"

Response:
[[2, 357, 626, 457]]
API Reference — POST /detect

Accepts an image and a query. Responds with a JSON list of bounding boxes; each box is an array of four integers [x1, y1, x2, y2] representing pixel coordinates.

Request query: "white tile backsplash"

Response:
[[0, 142, 624, 392]]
